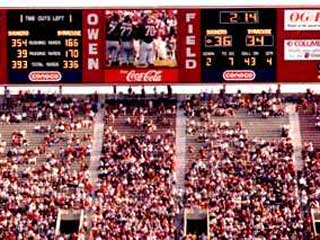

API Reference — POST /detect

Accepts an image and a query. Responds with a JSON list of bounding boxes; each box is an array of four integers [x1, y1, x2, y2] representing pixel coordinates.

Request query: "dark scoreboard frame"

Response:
[[0, 7, 319, 84], [7, 10, 83, 84], [201, 9, 277, 83]]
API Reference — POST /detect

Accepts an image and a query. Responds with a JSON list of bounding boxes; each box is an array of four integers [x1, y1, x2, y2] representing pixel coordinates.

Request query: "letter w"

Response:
[[88, 29, 99, 40]]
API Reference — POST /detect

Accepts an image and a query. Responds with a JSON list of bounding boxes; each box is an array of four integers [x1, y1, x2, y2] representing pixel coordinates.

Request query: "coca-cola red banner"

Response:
[[105, 69, 178, 83]]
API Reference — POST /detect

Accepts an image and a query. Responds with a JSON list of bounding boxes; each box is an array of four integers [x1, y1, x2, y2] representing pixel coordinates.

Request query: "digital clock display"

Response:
[[220, 11, 259, 24], [7, 10, 82, 83], [202, 9, 277, 82]]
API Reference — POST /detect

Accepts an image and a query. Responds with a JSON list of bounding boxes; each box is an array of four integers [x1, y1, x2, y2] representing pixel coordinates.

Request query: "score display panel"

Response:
[[7, 10, 82, 83], [201, 9, 277, 83]]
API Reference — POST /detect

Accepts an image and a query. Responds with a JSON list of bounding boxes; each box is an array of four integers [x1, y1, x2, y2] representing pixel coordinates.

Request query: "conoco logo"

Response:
[[125, 70, 162, 82], [28, 71, 62, 82], [223, 70, 256, 81]]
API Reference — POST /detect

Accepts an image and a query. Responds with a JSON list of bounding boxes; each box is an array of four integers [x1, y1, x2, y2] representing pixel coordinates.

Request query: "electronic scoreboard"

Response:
[[7, 10, 82, 83], [201, 9, 276, 82], [0, 8, 318, 84]]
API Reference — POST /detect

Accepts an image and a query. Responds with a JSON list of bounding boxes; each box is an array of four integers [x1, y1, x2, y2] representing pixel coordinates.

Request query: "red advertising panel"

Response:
[[0, 10, 7, 84], [103, 8, 201, 84], [277, 9, 320, 82], [82, 9, 105, 83], [178, 9, 201, 83]]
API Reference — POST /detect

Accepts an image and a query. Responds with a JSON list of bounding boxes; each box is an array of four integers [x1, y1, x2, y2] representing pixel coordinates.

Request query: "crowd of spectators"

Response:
[[0, 88, 320, 239], [1, 90, 97, 124], [184, 122, 304, 238], [247, 95, 286, 118], [0, 91, 97, 239], [298, 143, 320, 239], [184, 89, 286, 119], [90, 100, 178, 239], [183, 93, 306, 239], [105, 98, 177, 132]]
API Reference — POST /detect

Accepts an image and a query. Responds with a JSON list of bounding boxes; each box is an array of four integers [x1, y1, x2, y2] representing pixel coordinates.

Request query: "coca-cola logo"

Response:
[[28, 71, 62, 82], [223, 70, 256, 81], [123, 70, 163, 82]]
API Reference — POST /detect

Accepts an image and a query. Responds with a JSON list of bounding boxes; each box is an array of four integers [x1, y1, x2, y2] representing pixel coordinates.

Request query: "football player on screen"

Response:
[[138, 14, 158, 67], [119, 15, 135, 66], [106, 13, 121, 66]]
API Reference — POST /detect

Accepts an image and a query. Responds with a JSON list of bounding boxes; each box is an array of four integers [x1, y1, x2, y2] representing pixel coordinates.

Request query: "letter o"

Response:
[[87, 13, 98, 25], [186, 60, 196, 69]]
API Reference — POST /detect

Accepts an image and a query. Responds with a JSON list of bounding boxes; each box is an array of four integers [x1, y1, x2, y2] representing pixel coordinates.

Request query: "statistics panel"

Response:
[[7, 10, 82, 83], [201, 9, 276, 82]]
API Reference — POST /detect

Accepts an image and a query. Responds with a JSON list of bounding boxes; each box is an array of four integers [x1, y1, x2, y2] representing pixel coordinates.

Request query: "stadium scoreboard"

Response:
[[0, 8, 319, 84], [202, 9, 276, 82], [7, 10, 82, 83]]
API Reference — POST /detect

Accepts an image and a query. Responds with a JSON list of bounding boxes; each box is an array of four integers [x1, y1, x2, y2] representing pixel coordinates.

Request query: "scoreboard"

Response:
[[7, 10, 82, 83], [202, 9, 276, 82], [0, 8, 318, 84]]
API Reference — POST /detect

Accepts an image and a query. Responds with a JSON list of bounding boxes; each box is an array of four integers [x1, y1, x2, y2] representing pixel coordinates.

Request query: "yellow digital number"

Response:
[[246, 35, 255, 47], [245, 12, 259, 23], [65, 38, 79, 47], [222, 36, 232, 47], [16, 49, 28, 58], [228, 57, 234, 66], [11, 39, 27, 48], [63, 60, 79, 69], [266, 57, 272, 66], [11, 60, 28, 69], [255, 36, 264, 46], [230, 12, 238, 23], [246, 35, 265, 47], [244, 57, 256, 66], [206, 57, 213, 67], [65, 49, 79, 58]]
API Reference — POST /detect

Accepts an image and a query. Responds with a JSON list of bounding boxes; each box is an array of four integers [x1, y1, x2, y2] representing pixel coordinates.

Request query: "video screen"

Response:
[[105, 9, 178, 68]]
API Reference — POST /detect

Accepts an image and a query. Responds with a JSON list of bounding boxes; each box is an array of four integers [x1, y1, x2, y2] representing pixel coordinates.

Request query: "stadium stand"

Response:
[[0, 88, 319, 239], [90, 96, 178, 239], [0, 91, 98, 239], [183, 92, 304, 239]]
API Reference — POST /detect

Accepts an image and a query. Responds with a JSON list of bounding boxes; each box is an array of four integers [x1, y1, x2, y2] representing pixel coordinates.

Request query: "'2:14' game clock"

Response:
[[201, 9, 276, 83]]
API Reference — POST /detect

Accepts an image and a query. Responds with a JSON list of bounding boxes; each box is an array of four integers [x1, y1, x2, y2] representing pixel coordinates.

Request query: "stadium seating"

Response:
[[90, 97, 178, 239], [183, 93, 304, 239], [0, 89, 319, 239]]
